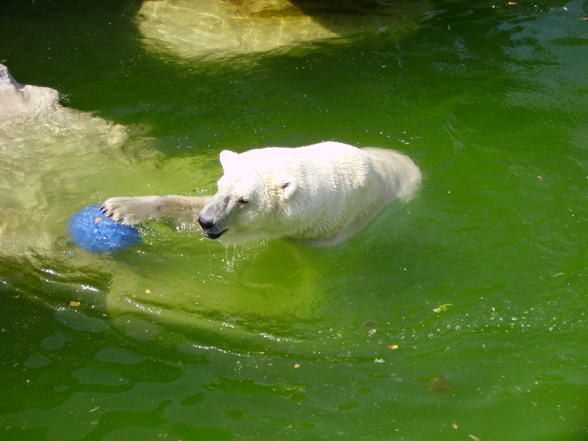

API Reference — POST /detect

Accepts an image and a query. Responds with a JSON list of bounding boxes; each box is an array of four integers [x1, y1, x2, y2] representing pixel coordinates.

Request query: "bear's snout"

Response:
[[197, 215, 215, 231], [198, 215, 227, 240]]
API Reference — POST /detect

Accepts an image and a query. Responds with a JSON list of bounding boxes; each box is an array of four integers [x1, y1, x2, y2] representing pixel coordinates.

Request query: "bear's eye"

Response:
[[237, 197, 249, 205]]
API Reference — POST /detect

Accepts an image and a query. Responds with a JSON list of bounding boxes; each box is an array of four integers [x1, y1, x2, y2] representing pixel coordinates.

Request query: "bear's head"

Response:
[[198, 150, 298, 244]]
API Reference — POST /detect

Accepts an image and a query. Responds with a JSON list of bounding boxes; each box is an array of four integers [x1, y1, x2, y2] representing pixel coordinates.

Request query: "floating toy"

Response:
[[69, 205, 141, 253]]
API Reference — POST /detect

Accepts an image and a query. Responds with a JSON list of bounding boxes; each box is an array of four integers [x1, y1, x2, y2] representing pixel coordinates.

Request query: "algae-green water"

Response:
[[1, 0, 588, 440]]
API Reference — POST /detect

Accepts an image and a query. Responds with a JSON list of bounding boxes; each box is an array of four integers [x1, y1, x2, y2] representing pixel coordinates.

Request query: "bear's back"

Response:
[[262, 142, 420, 246]]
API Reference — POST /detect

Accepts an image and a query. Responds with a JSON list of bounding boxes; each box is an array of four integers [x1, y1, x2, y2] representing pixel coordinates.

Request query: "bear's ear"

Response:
[[220, 150, 239, 170], [277, 173, 298, 200]]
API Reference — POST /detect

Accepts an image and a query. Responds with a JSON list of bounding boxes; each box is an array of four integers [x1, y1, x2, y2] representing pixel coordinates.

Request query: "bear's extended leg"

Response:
[[101, 195, 212, 227]]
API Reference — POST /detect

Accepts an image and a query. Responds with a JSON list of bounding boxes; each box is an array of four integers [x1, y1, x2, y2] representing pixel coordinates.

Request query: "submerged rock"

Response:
[[0, 63, 127, 146], [0, 64, 60, 117], [137, 0, 430, 59], [0, 64, 130, 253]]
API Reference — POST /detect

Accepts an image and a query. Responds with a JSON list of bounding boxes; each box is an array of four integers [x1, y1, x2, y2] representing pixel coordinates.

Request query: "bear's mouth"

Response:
[[202, 229, 227, 240]]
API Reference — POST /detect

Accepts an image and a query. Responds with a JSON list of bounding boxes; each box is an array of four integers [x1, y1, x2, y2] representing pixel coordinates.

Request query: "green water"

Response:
[[1, 0, 588, 440]]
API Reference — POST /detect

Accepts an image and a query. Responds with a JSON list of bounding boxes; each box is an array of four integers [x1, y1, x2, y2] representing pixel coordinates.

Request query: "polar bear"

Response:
[[101, 141, 421, 247]]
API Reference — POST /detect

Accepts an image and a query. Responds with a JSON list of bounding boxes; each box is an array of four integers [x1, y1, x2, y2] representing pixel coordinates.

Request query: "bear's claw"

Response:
[[100, 196, 164, 226]]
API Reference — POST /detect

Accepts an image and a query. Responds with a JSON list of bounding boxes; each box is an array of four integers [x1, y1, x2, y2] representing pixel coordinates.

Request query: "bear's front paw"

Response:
[[101, 196, 161, 225]]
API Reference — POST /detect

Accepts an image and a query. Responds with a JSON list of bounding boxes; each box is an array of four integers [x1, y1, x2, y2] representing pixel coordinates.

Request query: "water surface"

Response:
[[1, 0, 587, 440]]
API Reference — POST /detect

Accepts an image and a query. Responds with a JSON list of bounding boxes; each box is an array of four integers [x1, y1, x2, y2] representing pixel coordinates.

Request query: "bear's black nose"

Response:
[[198, 216, 215, 231]]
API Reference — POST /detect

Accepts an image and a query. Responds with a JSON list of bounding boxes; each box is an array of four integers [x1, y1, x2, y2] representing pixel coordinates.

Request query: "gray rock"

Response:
[[0, 64, 60, 117], [137, 0, 432, 59]]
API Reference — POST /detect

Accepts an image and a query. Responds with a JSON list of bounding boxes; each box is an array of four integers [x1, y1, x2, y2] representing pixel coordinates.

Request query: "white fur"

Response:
[[197, 141, 421, 247]]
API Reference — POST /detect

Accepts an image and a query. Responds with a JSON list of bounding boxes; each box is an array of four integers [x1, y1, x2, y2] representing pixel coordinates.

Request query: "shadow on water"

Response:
[[289, 0, 431, 33]]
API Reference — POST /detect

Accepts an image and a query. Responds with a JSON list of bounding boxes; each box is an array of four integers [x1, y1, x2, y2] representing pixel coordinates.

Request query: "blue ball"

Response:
[[69, 205, 141, 253]]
